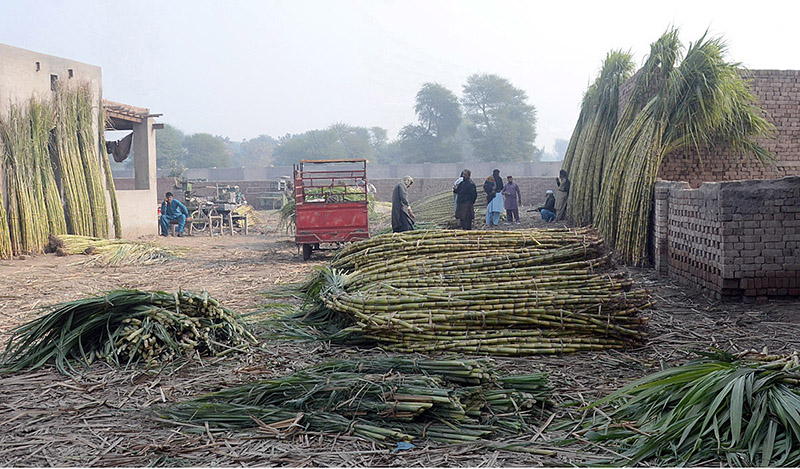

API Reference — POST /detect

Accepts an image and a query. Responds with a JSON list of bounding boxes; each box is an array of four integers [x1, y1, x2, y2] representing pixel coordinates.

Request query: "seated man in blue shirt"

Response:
[[160, 192, 189, 237]]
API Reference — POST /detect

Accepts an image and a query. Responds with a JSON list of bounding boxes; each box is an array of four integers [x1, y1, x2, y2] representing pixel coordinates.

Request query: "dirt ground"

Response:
[[1, 210, 799, 467]]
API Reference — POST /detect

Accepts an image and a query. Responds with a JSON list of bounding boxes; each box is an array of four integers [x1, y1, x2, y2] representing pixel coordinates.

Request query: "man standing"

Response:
[[483, 169, 504, 227], [502, 175, 522, 224], [454, 169, 477, 230], [555, 169, 570, 221], [391, 175, 415, 233], [160, 191, 189, 237]]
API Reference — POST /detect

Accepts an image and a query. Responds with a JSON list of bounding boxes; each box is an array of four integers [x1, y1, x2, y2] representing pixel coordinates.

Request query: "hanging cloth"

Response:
[[106, 132, 133, 163]]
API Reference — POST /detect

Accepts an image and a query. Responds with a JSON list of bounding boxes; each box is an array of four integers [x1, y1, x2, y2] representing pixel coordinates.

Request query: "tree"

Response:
[[237, 134, 277, 167], [271, 124, 374, 166], [182, 133, 233, 168], [398, 83, 463, 162], [414, 83, 462, 139], [461, 74, 537, 162], [155, 124, 185, 169]]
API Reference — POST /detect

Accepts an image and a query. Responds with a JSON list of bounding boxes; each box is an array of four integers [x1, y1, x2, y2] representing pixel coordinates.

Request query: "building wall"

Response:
[[654, 177, 800, 299], [0, 43, 159, 239], [112, 161, 563, 183], [372, 176, 560, 206]]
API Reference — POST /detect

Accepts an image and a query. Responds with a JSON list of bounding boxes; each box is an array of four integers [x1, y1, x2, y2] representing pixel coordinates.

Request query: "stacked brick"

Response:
[[655, 177, 800, 299], [657, 70, 800, 185]]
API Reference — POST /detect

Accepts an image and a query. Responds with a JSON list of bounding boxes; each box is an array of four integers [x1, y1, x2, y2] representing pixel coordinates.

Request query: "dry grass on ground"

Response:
[[0, 211, 798, 466]]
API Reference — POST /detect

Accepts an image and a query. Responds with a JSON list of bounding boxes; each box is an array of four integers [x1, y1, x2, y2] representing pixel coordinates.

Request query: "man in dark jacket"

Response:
[[391, 175, 415, 232], [454, 169, 477, 230], [535, 190, 556, 222]]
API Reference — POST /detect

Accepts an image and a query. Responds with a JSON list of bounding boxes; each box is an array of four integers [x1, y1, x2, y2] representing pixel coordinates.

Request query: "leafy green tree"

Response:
[[155, 124, 185, 169], [237, 134, 277, 167], [272, 124, 375, 166], [182, 133, 233, 168], [398, 83, 463, 162], [415, 83, 462, 139], [461, 74, 537, 161]]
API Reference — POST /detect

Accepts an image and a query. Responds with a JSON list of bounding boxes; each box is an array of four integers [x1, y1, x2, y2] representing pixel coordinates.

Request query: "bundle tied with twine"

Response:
[[268, 228, 651, 355]]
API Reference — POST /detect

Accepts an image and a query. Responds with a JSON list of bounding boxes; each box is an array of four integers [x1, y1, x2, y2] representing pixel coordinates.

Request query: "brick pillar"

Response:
[[653, 182, 671, 274]]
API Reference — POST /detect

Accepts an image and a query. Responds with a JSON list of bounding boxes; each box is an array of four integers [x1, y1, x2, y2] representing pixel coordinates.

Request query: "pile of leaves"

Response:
[[1, 290, 257, 375], [577, 350, 800, 466], [160, 357, 552, 446]]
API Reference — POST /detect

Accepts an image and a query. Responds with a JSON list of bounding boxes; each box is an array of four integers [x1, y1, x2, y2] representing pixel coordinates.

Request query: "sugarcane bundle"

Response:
[[232, 203, 265, 226], [563, 30, 773, 265], [0, 289, 258, 375], [159, 356, 552, 445], [47, 234, 186, 267], [276, 228, 649, 355], [562, 51, 634, 226], [579, 350, 800, 467], [412, 190, 459, 228], [0, 102, 53, 255], [98, 105, 122, 238]]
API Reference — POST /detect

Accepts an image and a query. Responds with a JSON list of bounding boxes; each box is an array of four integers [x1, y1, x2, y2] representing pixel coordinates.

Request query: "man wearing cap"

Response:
[[501, 175, 522, 224], [391, 175, 415, 233], [535, 190, 556, 222]]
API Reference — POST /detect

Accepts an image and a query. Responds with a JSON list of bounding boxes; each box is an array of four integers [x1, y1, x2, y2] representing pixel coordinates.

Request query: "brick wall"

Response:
[[618, 69, 800, 185], [654, 177, 800, 299], [372, 177, 560, 206]]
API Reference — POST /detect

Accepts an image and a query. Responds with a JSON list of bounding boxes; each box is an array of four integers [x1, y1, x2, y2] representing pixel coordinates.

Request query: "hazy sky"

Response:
[[2, 0, 799, 151]]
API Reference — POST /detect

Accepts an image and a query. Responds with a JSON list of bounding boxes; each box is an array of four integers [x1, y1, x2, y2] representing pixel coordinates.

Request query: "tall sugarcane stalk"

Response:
[[565, 30, 773, 265], [30, 98, 67, 236], [97, 106, 122, 238], [75, 83, 108, 238]]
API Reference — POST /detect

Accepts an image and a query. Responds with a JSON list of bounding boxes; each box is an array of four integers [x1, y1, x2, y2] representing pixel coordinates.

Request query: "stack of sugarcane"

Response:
[[47, 234, 186, 267], [0, 99, 68, 256], [0, 83, 119, 259], [412, 190, 459, 228], [0, 289, 257, 375], [280, 228, 649, 355], [579, 350, 800, 467], [564, 30, 774, 265], [411, 189, 495, 229], [98, 105, 122, 238], [561, 50, 633, 226], [160, 357, 552, 445]]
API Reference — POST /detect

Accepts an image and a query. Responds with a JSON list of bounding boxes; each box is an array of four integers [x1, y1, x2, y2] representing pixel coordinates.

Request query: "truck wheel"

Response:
[[302, 244, 312, 261]]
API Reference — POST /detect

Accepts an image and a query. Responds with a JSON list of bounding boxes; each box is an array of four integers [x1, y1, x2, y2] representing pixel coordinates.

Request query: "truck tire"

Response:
[[302, 243, 312, 261]]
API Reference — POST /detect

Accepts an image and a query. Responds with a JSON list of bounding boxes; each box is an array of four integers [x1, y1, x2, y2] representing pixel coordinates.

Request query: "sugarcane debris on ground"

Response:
[[266, 228, 651, 355], [160, 357, 552, 446], [571, 350, 800, 467], [46, 234, 187, 267], [411, 190, 460, 228], [0, 289, 257, 375]]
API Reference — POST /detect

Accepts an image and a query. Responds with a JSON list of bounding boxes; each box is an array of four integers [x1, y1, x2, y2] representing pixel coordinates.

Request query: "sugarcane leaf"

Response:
[[762, 419, 778, 465], [730, 374, 747, 444]]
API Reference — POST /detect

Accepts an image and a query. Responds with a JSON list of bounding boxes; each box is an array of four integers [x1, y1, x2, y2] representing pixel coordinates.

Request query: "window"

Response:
[[68, 69, 74, 79], [50, 74, 58, 91]]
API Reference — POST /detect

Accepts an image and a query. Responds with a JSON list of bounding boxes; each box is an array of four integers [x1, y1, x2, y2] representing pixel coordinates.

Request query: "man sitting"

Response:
[[534, 190, 556, 222], [160, 192, 189, 237]]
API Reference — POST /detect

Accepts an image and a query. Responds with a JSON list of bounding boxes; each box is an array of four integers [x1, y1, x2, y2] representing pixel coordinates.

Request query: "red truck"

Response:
[[293, 159, 370, 260]]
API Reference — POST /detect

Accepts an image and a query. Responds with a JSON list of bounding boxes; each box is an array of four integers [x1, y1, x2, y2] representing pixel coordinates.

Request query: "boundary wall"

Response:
[[654, 177, 800, 299]]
